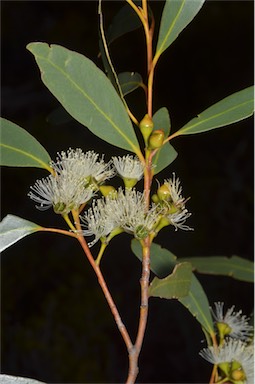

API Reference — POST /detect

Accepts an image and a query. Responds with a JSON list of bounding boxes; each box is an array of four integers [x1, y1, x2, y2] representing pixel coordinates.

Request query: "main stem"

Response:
[[126, 237, 151, 384], [126, 1, 155, 381]]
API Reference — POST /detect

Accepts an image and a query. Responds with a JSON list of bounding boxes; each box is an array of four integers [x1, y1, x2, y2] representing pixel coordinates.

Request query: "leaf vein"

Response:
[[38, 51, 138, 152]]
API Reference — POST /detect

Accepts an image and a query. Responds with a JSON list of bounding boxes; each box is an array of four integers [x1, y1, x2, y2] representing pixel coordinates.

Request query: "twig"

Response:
[[72, 211, 134, 355]]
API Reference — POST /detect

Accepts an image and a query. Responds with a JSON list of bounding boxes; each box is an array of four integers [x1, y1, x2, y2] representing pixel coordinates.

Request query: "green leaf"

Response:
[[106, 2, 142, 45], [118, 72, 144, 96], [0, 375, 45, 384], [179, 273, 214, 335], [27, 42, 140, 153], [175, 86, 254, 136], [131, 239, 176, 278], [152, 107, 177, 174], [179, 255, 254, 283], [153, 107, 171, 135], [131, 240, 214, 334], [156, 0, 205, 59], [0, 215, 42, 252], [0, 118, 52, 172], [149, 262, 192, 299]]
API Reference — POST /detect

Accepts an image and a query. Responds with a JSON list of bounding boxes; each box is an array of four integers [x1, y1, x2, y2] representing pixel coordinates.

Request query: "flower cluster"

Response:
[[29, 149, 192, 240], [28, 148, 114, 214], [153, 173, 192, 231], [81, 188, 161, 246], [199, 302, 254, 384], [200, 338, 254, 383]]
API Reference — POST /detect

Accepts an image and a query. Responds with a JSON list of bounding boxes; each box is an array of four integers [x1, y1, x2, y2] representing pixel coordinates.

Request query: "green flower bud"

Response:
[[139, 114, 154, 144], [157, 184, 171, 201], [148, 129, 165, 149], [152, 194, 159, 203], [230, 360, 246, 382], [231, 369, 245, 382]]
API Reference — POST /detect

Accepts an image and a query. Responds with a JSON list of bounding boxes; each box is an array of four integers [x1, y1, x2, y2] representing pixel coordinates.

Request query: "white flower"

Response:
[[81, 199, 117, 247], [28, 173, 95, 214], [81, 188, 162, 245], [163, 173, 186, 207], [52, 148, 115, 186], [106, 188, 160, 239], [29, 148, 115, 214], [212, 302, 253, 341], [112, 155, 144, 180], [160, 173, 193, 231], [112, 155, 144, 187], [199, 338, 254, 384]]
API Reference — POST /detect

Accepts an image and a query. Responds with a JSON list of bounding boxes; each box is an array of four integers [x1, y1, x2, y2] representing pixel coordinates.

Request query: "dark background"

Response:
[[1, 1, 254, 383]]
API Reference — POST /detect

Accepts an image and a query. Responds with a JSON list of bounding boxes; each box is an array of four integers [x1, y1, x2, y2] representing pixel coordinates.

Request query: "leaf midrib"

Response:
[[185, 258, 253, 273], [0, 143, 51, 170], [35, 49, 138, 153], [2, 225, 41, 235], [157, 0, 185, 55], [179, 98, 253, 134]]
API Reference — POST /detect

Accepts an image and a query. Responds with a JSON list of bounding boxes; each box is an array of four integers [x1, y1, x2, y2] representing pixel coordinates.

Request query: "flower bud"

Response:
[[152, 194, 159, 204], [148, 129, 165, 149], [139, 114, 154, 144], [157, 184, 171, 201], [231, 364, 245, 381]]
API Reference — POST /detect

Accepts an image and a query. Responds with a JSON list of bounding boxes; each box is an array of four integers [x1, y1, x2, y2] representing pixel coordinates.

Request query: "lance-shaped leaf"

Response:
[[155, 0, 205, 60], [27, 43, 140, 153], [179, 273, 214, 335], [175, 86, 254, 136], [0, 118, 52, 172], [131, 240, 214, 333], [152, 107, 177, 174], [179, 255, 254, 283], [118, 72, 144, 96], [149, 262, 192, 299], [0, 215, 42, 252], [131, 239, 176, 278], [0, 375, 45, 384]]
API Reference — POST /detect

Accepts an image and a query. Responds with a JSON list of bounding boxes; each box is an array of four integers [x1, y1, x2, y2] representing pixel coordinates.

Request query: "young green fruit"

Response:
[[139, 114, 154, 144], [148, 129, 165, 149]]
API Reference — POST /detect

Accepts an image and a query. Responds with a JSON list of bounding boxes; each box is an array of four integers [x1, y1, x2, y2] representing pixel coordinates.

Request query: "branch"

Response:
[[72, 210, 134, 354]]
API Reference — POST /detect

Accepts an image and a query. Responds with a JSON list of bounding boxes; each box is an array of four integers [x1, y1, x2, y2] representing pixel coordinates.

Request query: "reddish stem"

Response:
[[77, 234, 133, 350]]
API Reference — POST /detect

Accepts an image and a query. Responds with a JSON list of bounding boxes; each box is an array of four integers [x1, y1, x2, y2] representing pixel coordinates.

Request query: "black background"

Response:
[[1, 1, 254, 383]]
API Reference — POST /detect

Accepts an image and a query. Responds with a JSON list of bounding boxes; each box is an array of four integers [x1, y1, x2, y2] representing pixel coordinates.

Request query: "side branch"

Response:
[[77, 233, 133, 352]]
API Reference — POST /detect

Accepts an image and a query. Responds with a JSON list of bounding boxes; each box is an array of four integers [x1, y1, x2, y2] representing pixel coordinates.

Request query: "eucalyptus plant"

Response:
[[0, 1, 254, 383]]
